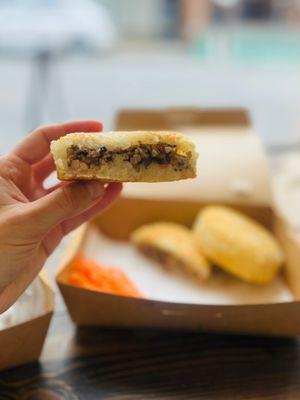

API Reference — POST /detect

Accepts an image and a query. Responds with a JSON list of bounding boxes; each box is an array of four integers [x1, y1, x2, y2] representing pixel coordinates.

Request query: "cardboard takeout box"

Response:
[[56, 108, 300, 337], [0, 271, 54, 371]]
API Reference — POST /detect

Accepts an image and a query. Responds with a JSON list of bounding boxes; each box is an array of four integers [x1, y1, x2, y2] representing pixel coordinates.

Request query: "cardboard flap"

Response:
[[275, 213, 300, 300], [115, 108, 272, 206], [116, 108, 250, 130], [165, 108, 250, 128], [93, 197, 273, 241], [122, 133, 272, 205], [0, 271, 54, 371]]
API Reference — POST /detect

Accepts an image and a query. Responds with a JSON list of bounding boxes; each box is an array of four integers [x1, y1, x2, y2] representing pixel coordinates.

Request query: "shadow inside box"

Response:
[[1, 328, 300, 399]]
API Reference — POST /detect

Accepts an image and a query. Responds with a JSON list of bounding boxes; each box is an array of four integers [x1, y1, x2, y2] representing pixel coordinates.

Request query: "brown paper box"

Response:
[[56, 108, 300, 337], [0, 272, 54, 371]]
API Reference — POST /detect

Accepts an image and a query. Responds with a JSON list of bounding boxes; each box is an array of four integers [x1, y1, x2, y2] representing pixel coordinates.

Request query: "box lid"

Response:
[[115, 108, 272, 206]]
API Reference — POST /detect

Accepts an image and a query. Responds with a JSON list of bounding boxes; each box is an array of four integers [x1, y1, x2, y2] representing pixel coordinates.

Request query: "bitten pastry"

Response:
[[193, 206, 284, 284], [50, 131, 197, 182], [131, 222, 210, 281]]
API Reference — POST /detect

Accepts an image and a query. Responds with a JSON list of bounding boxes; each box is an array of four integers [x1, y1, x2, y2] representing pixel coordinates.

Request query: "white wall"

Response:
[[0, 53, 299, 154], [100, 0, 165, 37]]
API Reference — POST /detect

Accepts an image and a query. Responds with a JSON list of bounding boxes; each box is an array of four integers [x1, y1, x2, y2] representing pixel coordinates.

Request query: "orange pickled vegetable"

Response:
[[65, 255, 144, 298]]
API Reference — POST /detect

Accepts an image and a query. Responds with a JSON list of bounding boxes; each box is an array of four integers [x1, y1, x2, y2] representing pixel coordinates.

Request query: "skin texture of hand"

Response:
[[0, 121, 122, 314]]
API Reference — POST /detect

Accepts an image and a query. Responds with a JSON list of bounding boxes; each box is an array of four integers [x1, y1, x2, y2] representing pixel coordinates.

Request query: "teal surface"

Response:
[[191, 28, 300, 64]]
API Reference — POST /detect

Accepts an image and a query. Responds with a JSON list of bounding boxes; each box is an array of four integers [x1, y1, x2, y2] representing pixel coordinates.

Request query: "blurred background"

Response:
[[1, 0, 300, 153]]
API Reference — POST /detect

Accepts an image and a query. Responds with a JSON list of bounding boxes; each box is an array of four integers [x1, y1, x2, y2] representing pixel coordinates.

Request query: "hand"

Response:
[[0, 121, 122, 313]]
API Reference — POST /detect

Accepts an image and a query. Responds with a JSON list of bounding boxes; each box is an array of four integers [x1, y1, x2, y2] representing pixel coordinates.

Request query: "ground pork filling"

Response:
[[67, 143, 191, 172], [138, 244, 203, 279], [138, 245, 186, 272]]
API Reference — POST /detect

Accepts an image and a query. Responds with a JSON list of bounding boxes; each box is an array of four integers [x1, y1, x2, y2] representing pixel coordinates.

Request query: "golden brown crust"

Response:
[[193, 206, 284, 284], [56, 169, 195, 182], [56, 171, 122, 183]]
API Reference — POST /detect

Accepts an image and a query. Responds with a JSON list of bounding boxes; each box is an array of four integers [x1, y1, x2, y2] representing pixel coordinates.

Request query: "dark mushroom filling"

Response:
[[137, 245, 185, 272], [137, 244, 203, 279], [67, 143, 191, 172]]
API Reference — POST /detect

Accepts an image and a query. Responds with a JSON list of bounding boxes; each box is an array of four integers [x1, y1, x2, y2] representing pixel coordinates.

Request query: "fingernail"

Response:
[[86, 181, 104, 200]]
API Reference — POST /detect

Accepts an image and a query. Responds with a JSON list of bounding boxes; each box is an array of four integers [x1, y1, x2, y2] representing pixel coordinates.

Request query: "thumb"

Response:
[[27, 181, 105, 234]]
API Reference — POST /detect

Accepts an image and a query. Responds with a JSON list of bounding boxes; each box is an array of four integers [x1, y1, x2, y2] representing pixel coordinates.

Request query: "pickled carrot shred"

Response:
[[66, 255, 144, 298]]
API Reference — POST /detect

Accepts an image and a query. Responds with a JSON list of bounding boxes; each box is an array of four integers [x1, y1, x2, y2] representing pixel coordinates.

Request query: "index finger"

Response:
[[11, 120, 103, 165]]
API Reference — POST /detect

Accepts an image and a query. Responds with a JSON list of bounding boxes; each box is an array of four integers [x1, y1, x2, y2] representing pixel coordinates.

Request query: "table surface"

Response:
[[1, 310, 300, 400], [1, 151, 300, 399]]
